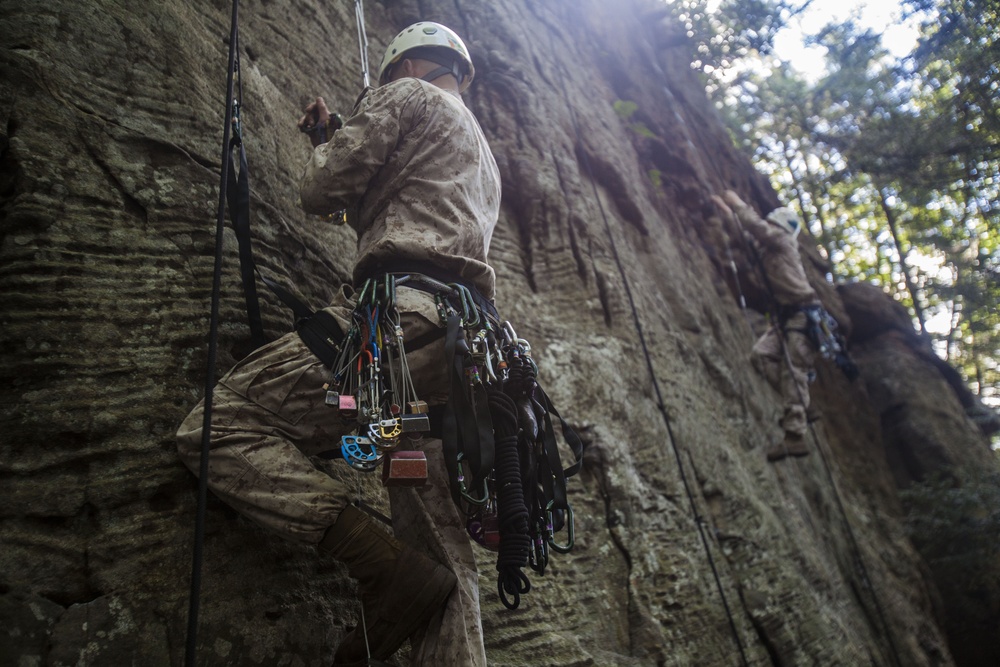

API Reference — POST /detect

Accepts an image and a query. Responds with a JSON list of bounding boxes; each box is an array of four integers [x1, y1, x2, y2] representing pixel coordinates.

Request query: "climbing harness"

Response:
[[799, 305, 859, 380], [198, 0, 583, 616], [308, 266, 583, 610], [731, 214, 860, 383]]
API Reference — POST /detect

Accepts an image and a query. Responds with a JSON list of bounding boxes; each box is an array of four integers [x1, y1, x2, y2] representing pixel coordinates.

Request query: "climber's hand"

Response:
[[721, 189, 744, 209], [299, 97, 335, 147], [711, 194, 732, 218]]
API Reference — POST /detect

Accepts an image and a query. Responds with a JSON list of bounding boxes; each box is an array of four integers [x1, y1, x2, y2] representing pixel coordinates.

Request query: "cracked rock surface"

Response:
[[1, 1, 996, 665]]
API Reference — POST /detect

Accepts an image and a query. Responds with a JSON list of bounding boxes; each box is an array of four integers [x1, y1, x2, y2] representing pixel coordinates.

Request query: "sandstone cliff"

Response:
[[1, 0, 997, 665]]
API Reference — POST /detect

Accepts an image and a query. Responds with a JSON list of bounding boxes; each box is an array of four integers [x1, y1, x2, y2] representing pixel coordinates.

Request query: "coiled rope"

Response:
[[489, 387, 532, 609]]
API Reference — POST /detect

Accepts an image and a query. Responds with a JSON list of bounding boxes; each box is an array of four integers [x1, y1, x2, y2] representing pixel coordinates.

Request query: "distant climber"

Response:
[[713, 190, 832, 462], [177, 22, 496, 666]]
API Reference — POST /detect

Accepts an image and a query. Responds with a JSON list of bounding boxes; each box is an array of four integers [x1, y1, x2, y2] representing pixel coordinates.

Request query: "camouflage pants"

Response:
[[751, 311, 815, 437], [176, 286, 487, 667]]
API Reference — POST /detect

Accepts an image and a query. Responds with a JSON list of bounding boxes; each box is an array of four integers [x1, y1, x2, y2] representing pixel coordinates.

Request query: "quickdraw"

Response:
[[320, 275, 430, 472]]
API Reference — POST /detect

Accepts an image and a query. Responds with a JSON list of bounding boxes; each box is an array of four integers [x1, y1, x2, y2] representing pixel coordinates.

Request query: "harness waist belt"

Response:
[[359, 260, 498, 321]]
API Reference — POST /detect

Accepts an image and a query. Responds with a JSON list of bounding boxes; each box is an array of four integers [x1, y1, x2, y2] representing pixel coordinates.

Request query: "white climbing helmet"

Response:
[[377, 22, 475, 92], [766, 207, 802, 237]]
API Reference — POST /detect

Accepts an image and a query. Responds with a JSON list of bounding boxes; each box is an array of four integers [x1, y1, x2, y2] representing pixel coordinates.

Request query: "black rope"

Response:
[[551, 61, 750, 667], [185, 1, 240, 665], [490, 388, 531, 609], [505, 351, 550, 575], [729, 209, 905, 667]]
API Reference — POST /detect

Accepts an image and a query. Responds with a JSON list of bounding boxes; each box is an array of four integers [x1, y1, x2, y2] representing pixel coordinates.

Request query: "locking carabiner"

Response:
[[546, 502, 575, 553]]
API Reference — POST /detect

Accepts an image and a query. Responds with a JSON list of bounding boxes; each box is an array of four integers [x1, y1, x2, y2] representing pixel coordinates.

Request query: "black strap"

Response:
[[295, 311, 344, 367], [441, 315, 465, 504], [440, 314, 496, 504], [402, 325, 447, 354], [261, 273, 314, 322], [226, 136, 266, 349], [226, 118, 324, 351], [407, 46, 467, 87]]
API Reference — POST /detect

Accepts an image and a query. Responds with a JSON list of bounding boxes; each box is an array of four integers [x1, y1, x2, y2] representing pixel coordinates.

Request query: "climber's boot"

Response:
[[766, 433, 809, 462], [320, 505, 456, 667]]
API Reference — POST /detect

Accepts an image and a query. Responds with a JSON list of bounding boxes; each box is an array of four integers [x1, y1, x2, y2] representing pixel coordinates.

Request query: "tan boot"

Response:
[[766, 433, 809, 462], [320, 505, 457, 666]]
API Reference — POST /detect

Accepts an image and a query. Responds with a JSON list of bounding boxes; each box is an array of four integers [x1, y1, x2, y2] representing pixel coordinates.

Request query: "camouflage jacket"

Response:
[[731, 198, 818, 310], [300, 78, 501, 299]]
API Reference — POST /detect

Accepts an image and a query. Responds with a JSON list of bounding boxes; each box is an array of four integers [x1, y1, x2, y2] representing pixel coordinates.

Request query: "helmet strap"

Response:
[[405, 46, 465, 87], [421, 62, 463, 87]]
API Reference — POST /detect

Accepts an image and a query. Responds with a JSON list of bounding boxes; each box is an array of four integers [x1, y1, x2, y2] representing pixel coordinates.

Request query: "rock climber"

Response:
[[713, 190, 822, 462], [177, 22, 497, 666]]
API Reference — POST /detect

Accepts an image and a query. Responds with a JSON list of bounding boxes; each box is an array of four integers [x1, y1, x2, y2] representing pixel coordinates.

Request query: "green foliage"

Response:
[[631, 123, 657, 138], [612, 100, 658, 139], [660, 0, 811, 72], [612, 99, 638, 120], [648, 169, 663, 189]]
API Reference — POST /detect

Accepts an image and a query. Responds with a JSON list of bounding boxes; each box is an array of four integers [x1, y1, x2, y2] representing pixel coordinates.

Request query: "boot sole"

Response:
[[334, 551, 457, 666]]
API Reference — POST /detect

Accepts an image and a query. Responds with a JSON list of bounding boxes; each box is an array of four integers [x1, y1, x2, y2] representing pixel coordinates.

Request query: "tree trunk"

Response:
[[878, 186, 927, 332]]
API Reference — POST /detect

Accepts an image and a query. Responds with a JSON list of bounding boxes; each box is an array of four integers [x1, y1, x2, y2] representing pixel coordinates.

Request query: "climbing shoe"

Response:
[[806, 405, 822, 423], [766, 433, 809, 462], [320, 505, 456, 666]]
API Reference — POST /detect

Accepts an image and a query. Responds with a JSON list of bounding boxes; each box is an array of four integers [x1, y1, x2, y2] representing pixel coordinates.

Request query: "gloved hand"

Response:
[[298, 96, 344, 147]]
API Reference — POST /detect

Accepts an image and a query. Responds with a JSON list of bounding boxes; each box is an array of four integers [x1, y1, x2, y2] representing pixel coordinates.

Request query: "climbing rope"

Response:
[[550, 54, 750, 666], [728, 210, 905, 667], [488, 387, 532, 609], [184, 1, 240, 665], [354, 0, 371, 88]]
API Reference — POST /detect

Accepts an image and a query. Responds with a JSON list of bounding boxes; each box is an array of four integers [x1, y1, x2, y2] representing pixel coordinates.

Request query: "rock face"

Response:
[[1, 1, 996, 666]]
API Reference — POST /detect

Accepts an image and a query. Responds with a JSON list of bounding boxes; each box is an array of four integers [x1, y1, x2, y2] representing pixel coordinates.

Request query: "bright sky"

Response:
[[771, 0, 924, 80]]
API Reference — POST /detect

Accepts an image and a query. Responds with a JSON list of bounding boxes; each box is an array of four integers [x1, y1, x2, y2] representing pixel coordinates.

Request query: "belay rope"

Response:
[[549, 38, 751, 666], [185, 1, 241, 665], [728, 210, 904, 667]]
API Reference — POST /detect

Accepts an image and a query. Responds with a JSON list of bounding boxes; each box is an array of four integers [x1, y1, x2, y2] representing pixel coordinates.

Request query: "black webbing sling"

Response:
[[225, 117, 267, 350], [224, 97, 346, 360]]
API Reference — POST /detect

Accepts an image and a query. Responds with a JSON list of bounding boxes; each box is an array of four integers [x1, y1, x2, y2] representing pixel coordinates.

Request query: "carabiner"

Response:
[[451, 284, 480, 328], [458, 473, 490, 506], [502, 321, 517, 346], [547, 502, 575, 553], [230, 100, 243, 144], [356, 278, 374, 307]]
